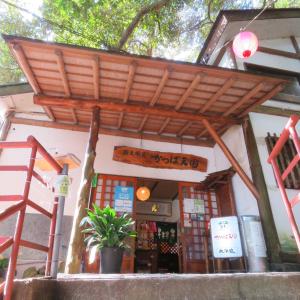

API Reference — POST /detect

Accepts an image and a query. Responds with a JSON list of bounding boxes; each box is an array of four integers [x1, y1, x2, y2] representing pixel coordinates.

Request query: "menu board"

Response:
[[211, 216, 243, 258], [114, 186, 134, 212]]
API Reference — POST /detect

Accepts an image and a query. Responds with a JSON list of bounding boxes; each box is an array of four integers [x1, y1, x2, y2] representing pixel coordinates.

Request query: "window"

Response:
[[245, 63, 300, 104], [265, 132, 300, 189]]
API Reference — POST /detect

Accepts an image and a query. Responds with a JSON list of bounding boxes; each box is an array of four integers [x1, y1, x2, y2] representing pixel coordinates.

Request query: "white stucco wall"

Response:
[[0, 121, 257, 220], [217, 34, 300, 252], [0, 123, 216, 216], [213, 125, 259, 216]]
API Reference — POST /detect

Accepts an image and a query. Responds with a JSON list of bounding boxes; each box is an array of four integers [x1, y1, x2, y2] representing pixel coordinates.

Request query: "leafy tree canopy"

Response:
[[0, 0, 299, 85]]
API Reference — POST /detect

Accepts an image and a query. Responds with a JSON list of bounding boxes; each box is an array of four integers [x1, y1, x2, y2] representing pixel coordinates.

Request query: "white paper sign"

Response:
[[249, 221, 267, 257], [183, 198, 205, 214], [55, 175, 71, 197], [211, 216, 243, 258]]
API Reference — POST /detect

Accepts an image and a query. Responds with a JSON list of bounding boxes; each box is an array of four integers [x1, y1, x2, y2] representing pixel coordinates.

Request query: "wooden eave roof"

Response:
[[3, 35, 286, 148]]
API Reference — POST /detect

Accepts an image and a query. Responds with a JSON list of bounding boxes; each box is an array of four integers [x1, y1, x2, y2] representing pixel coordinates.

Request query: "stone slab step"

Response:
[[12, 272, 300, 300]]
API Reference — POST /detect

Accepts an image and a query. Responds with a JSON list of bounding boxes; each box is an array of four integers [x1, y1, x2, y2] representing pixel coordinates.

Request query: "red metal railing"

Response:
[[0, 136, 62, 300], [268, 114, 300, 252]]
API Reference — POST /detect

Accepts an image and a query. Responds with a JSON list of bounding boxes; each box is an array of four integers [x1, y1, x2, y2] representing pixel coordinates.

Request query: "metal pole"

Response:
[[51, 164, 68, 278]]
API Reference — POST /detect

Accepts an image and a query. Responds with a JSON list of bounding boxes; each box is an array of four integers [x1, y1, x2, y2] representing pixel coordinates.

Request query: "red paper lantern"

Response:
[[232, 31, 258, 59]]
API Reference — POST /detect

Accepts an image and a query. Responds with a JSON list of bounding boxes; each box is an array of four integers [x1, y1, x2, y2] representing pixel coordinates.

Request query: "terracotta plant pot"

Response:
[[100, 247, 124, 274]]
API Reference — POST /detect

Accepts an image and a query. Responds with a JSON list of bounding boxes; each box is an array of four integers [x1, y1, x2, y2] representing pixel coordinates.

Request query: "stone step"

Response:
[[12, 272, 300, 300]]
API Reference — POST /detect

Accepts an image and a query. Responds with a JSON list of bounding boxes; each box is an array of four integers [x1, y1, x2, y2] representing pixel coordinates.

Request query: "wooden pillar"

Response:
[[65, 108, 100, 274], [242, 117, 282, 263], [202, 119, 259, 200]]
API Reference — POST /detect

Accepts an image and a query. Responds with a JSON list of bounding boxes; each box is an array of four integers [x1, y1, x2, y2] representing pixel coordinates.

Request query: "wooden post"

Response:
[[202, 119, 259, 200], [242, 117, 282, 263], [65, 108, 100, 273]]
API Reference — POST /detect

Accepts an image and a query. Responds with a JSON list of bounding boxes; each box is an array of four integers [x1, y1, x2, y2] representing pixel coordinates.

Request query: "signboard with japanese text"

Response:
[[114, 186, 134, 213], [113, 146, 207, 172], [211, 216, 243, 258]]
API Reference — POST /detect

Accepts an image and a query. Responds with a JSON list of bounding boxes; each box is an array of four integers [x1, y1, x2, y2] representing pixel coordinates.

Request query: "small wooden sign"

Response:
[[113, 146, 207, 172]]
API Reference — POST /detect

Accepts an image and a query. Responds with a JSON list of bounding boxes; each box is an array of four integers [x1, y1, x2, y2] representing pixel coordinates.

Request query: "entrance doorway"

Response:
[[85, 170, 241, 274], [135, 178, 180, 273]]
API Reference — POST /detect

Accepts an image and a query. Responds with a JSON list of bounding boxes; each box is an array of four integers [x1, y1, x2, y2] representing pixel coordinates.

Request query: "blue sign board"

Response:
[[114, 186, 134, 212]]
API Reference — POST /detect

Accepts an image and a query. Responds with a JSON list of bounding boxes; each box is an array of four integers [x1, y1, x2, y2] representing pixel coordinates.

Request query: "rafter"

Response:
[[200, 78, 234, 113], [223, 83, 263, 117], [92, 56, 100, 100], [55, 50, 71, 96], [118, 62, 137, 129], [124, 62, 137, 103], [138, 67, 170, 132], [158, 117, 171, 135], [12, 44, 55, 121], [160, 72, 203, 134], [55, 49, 77, 124], [290, 36, 300, 57], [177, 121, 193, 137], [12, 44, 41, 94], [239, 84, 283, 117], [175, 73, 204, 110]]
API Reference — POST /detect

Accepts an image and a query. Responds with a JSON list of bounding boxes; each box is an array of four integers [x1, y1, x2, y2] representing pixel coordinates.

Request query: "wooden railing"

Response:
[[0, 136, 62, 300], [267, 115, 300, 253]]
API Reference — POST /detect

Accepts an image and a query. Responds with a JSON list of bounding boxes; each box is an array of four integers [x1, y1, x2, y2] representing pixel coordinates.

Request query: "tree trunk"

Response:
[[65, 108, 100, 274], [242, 117, 282, 264]]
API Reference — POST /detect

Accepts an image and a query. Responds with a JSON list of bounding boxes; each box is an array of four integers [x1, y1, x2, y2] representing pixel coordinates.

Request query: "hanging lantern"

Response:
[[232, 31, 258, 59], [136, 186, 150, 201]]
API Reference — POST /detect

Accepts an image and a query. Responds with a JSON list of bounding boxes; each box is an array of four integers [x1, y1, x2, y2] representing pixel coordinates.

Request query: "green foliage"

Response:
[[0, 0, 300, 84], [80, 205, 136, 250], [0, 0, 48, 84], [0, 257, 9, 271]]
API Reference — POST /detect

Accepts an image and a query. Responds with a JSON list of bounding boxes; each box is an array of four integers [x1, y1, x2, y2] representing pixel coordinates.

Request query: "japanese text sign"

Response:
[[114, 186, 134, 213], [113, 146, 207, 172], [211, 216, 243, 258]]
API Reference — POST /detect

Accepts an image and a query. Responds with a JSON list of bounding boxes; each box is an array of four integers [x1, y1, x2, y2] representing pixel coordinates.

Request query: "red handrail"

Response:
[[267, 115, 300, 252], [0, 135, 62, 300]]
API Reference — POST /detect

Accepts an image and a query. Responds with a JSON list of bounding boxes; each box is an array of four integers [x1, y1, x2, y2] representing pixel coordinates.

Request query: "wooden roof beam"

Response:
[[11, 117, 214, 148], [34, 95, 238, 125], [118, 62, 137, 129], [239, 84, 283, 117], [158, 117, 171, 135], [12, 44, 41, 94], [139, 68, 170, 132], [92, 56, 100, 100], [177, 121, 193, 137], [223, 83, 263, 117], [175, 73, 204, 110], [12, 43, 56, 121], [54, 49, 77, 124], [202, 118, 259, 200], [200, 77, 234, 113], [123, 62, 137, 103], [160, 72, 203, 134], [55, 50, 71, 97]]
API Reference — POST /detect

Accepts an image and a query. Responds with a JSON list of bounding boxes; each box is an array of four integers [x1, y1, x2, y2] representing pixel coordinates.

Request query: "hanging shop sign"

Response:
[[114, 186, 134, 213], [113, 146, 208, 172], [211, 216, 243, 258]]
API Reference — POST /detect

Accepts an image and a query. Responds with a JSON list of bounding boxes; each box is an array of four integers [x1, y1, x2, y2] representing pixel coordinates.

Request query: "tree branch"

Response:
[[117, 0, 171, 50]]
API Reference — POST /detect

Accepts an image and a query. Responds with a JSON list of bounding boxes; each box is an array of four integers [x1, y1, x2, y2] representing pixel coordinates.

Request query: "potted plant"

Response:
[[80, 205, 136, 274]]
